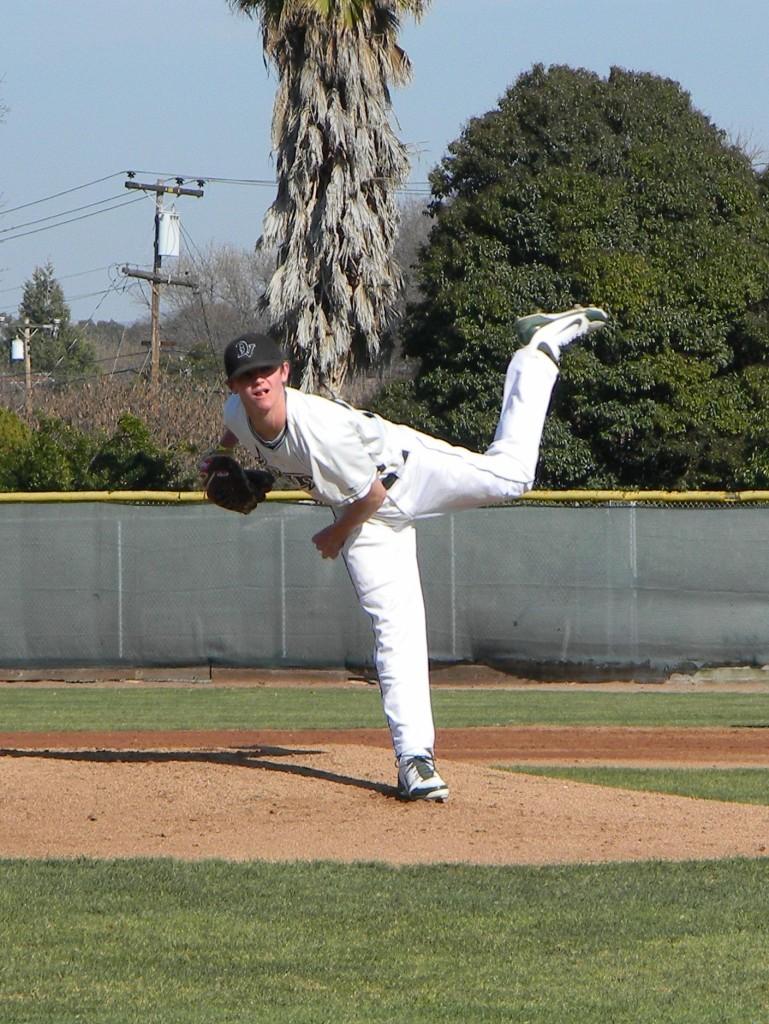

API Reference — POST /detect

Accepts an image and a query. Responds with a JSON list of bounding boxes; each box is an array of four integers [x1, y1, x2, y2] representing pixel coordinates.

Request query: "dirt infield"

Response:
[[3, 723, 769, 865]]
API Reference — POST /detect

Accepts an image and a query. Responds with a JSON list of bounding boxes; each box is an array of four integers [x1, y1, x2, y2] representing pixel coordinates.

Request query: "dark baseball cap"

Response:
[[224, 333, 287, 380]]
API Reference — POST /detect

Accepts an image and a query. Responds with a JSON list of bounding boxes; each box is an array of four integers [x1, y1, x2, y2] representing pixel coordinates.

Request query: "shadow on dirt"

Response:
[[0, 745, 398, 797]]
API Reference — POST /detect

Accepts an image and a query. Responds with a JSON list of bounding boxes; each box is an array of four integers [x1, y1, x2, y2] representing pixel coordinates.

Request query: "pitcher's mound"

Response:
[[2, 740, 769, 864]]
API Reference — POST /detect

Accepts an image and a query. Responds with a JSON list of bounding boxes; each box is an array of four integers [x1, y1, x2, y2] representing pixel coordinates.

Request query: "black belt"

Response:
[[379, 450, 409, 490]]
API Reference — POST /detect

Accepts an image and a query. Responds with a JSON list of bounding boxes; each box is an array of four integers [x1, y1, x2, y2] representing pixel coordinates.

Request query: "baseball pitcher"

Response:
[[201, 306, 608, 801]]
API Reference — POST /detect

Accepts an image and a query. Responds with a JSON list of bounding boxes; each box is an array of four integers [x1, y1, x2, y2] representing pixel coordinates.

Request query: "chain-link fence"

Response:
[[2, 491, 768, 677]]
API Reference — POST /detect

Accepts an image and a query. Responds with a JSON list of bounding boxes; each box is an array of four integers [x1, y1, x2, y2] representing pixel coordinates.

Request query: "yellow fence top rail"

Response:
[[2, 489, 769, 505], [520, 489, 769, 503], [0, 490, 313, 504]]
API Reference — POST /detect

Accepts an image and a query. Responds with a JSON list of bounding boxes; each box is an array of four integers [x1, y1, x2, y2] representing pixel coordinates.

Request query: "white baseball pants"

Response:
[[342, 347, 559, 757]]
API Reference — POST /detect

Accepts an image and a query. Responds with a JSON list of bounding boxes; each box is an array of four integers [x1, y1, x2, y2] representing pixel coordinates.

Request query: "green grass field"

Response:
[[501, 765, 769, 806], [1, 684, 768, 731], [2, 684, 769, 1023], [2, 857, 769, 1024]]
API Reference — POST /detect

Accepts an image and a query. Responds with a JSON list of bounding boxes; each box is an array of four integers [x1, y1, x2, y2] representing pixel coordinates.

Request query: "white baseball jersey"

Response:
[[222, 387, 408, 508]]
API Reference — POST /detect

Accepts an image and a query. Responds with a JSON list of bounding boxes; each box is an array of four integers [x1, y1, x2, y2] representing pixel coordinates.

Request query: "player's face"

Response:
[[229, 362, 290, 417]]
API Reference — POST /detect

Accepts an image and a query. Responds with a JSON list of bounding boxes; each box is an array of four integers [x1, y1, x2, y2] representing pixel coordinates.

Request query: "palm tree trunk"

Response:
[[231, 1, 429, 394]]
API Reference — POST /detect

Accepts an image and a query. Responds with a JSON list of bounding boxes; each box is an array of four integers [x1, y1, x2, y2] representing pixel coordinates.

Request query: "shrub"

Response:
[[0, 408, 31, 490]]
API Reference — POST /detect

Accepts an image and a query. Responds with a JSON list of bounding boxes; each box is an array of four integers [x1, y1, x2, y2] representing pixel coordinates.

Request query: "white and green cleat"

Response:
[[397, 753, 450, 802], [515, 305, 609, 363]]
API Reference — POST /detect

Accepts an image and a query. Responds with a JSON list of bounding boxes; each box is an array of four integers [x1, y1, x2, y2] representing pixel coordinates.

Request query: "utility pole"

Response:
[[22, 320, 32, 417], [7, 317, 61, 417], [121, 174, 203, 387]]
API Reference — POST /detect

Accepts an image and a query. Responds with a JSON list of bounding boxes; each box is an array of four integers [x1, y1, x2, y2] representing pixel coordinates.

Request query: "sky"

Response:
[[2, 0, 769, 327]]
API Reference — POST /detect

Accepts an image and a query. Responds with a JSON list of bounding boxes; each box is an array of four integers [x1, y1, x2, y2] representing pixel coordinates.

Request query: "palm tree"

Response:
[[229, 0, 429, 393]]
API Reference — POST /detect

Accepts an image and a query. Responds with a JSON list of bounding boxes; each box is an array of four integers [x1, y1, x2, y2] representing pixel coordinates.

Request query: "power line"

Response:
[[50, 280, 127, 369], [83, 350, 149, 367], [127, 168, 432, 190], [0, 195, 148, 244], [1, 168, 431, 222], [176, 222, 219, 361], [0, 171, 126, 215], [66, 287, 122, 304], [78, 274, 134, 328], [0, 268, 136, 316], [0, 288, 113, 314], [129, 170, 275, 186], [0, 193, 130, 236], [0, 363, 143, 386], [0, 265, 115, 296]]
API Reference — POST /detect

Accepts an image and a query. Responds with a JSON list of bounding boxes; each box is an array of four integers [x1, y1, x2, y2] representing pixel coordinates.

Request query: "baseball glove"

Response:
[[204, 454, 275, 514]]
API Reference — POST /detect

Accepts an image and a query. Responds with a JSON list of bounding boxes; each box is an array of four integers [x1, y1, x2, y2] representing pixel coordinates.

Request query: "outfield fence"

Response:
[[2, 490, 768, 678]]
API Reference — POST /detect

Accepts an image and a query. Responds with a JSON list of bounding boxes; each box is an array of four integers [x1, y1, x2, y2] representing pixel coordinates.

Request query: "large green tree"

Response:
[[229, 0, 429, 393], [378, 64, 769, 489]]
